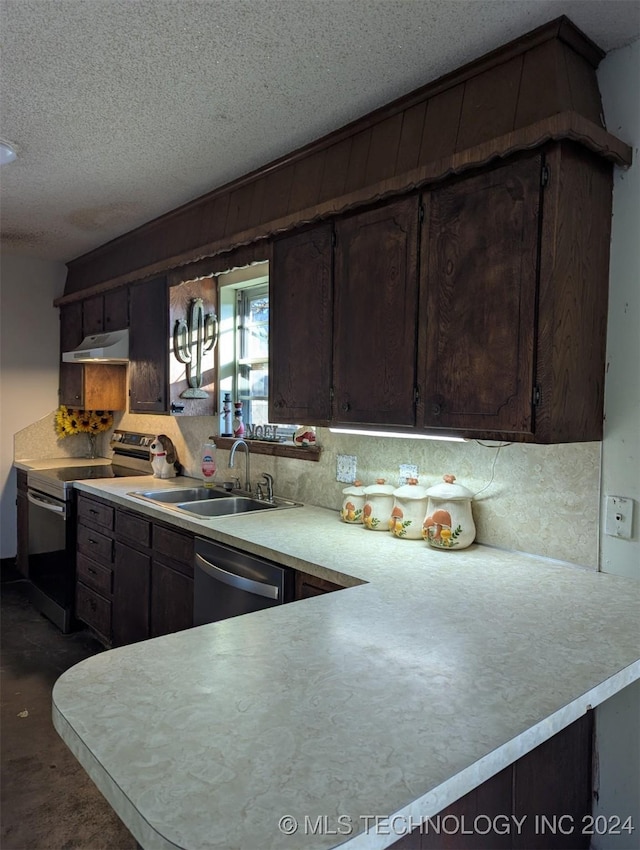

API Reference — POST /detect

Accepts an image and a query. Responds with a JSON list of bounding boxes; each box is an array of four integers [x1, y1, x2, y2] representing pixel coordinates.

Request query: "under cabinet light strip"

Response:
[[329, 428, 466, 442]]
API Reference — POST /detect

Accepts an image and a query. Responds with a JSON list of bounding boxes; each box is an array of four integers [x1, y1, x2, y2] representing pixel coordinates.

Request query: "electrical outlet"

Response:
[[605, 496, 633, 539], [399, 464, 418, 485], [336, 455, 357, 484]]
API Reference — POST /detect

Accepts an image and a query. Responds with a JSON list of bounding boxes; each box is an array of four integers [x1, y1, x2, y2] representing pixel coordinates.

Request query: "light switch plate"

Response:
[[336, 455, 357, 484], [399, 463, 418, 485], [605, 496, 633, 539]]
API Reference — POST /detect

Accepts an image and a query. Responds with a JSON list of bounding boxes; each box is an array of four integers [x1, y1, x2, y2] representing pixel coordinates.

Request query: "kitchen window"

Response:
[[218, 264, 297, 442]]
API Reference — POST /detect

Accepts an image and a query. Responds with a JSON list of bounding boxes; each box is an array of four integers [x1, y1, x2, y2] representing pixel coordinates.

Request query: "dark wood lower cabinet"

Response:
[[294, 570, 345, 599], [392, 712, 593, 850], [112, 541, 151, 646], [150, 560, 193, 637], [16, 471, 29, 578]]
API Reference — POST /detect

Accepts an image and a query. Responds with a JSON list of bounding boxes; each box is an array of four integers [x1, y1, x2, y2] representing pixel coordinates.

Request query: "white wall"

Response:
[[593, 38, 640, 849], [0, 253, 66, 558]]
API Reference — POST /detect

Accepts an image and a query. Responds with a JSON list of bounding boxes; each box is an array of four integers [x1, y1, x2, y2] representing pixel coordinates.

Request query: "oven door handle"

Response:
[[195, 553, 279, 600], [27, 491, 66, 515]]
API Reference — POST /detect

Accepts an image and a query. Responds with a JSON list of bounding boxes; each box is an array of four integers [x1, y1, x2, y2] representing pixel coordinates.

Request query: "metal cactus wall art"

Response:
[[173, 298, 218, 398]]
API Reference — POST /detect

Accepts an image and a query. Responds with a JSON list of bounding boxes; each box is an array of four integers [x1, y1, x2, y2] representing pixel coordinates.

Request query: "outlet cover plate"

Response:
[[399, 464, 418, 485], [605, 495, 633, 539], [337, 455, 357, 484]]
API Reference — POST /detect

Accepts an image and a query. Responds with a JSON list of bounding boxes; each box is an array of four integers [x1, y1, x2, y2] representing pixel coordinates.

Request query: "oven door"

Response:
[[27, 487, 76, 632]]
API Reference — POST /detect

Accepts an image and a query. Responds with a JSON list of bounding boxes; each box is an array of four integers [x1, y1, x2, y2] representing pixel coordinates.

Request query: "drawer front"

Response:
[[77, 523, 113, 564], [76, 582, 111, 640], [77, 552, 112, 597], [153, 525, 194, 577], [116, 510, 151, 548], [77, 496, 114, 531]]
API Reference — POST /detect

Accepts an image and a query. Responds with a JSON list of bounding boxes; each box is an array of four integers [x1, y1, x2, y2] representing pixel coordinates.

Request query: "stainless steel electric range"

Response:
[[25, 430, 155, 632]]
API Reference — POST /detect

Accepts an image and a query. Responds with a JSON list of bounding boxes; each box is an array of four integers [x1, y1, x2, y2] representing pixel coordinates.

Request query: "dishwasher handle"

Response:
[[195, 553, 279, 601]]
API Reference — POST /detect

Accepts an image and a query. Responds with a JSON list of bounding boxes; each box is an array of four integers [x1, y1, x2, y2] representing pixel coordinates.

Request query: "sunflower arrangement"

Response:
[[54, 406, 113, 439]]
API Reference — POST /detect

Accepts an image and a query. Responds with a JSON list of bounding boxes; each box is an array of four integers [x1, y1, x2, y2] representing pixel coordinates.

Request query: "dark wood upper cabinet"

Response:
[[333, 196, 420, 427], [82, 294, 105, 335], [419, 154, 541, 436], [80, 288, 129, 336], [129, 276, 169, 414], [270, 223, 334, 425], [418, 142, 612, 442], [104, 287, 129, 331], [59, 302, 84, 406]]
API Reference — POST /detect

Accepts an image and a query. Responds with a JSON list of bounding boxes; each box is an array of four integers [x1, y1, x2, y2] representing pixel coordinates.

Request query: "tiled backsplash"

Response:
[[17, 410, 600, 569]]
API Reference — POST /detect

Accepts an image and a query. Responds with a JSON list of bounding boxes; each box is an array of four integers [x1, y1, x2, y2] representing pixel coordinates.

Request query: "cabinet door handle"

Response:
[[341, 402, 351, 412], [431, 403, 442, 416]]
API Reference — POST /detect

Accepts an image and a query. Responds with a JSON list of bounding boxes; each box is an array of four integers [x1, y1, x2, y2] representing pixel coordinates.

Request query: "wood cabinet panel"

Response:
[[419, 155, 541, 435], [334, 196, 419, 426], [76, 552, 112, 597], [153, 525, 194, 577], [112, 542, 151, 646], [115, 510, 151, 550], [77, 494, 114, 531], [59, 302, 84, 406], [270, 223, 334, 424], [150, 561, 193, 637], [129, 277, 169, 413], [75, 583, 111, 643], [77, 524, 113, 565], [82, 295, 104, 335], [294, 571, 344, 600], [104, 287, 129, 331], [16, 472, 29, 578]]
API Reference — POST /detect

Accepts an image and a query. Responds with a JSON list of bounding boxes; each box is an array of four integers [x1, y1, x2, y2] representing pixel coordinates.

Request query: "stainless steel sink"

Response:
[[128, 486, 302, 517], [175, 497, 276, 517], [130, 487, 231, 503]]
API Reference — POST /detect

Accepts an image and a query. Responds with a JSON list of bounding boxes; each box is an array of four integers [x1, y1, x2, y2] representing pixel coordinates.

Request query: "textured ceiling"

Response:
[[1, 0, 639, 264]]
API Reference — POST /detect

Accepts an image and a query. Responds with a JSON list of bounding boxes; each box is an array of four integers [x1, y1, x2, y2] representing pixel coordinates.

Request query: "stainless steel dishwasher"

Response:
[[193, 537, 294, 626]]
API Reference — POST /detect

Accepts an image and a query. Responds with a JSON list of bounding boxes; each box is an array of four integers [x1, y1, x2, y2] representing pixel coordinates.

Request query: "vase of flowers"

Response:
[[54, 406, 114, 458]]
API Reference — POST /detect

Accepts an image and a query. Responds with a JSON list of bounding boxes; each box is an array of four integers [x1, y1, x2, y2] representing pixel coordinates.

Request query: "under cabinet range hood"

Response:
[[62, 329, 129, 363]]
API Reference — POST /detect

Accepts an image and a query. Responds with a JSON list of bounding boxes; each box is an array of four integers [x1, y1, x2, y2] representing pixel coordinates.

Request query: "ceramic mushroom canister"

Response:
[[340, 481, 366, 524], [390, 478, 429, 539], [363, 479, 396, 531], [423, 474, 476, 550]]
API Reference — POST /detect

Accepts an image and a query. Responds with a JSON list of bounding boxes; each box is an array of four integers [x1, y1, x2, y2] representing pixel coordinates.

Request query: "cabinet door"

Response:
[[129, 277, 169, 413], [82, 295, 104, 335], [334, 196, 419, 426], [16, 472, 29, 578], [59, 302, 84, 406], [150, 560, 194, 637], [112, 541, 151, 646], [104, 287, 129, 331], [270, 223, 333, 424], [419, 156, 541, 435]]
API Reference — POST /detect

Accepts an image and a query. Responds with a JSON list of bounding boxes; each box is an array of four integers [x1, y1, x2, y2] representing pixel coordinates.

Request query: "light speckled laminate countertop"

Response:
[[36, 470, 640, 850]]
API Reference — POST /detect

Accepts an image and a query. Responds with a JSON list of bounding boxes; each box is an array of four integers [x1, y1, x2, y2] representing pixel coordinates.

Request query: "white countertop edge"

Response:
[[52, 660, 640, 850], [341, 659, 640, 850], [52, 703, 180, 850]]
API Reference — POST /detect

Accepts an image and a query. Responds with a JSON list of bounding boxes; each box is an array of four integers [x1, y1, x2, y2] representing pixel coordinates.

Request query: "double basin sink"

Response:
[[128, 485, 302, 518]]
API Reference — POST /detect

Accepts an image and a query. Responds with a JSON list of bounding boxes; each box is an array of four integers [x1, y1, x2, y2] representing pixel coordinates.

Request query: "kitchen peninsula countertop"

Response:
[[51, 475, 640, 850]]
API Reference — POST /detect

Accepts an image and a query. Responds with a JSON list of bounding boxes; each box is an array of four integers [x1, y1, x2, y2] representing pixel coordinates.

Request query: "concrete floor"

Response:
[[1, 566, 137, 850]]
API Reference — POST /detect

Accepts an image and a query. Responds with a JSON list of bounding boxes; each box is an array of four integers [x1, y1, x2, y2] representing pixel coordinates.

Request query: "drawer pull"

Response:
[[89, 509, 98, 515], [88, 538, 98, 545], [88, 567, 96, 575]]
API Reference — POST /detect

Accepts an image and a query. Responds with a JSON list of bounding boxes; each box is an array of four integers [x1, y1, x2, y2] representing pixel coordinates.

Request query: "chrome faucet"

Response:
[[229, 439, 251, 493], [257, 473, 274, 503]]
